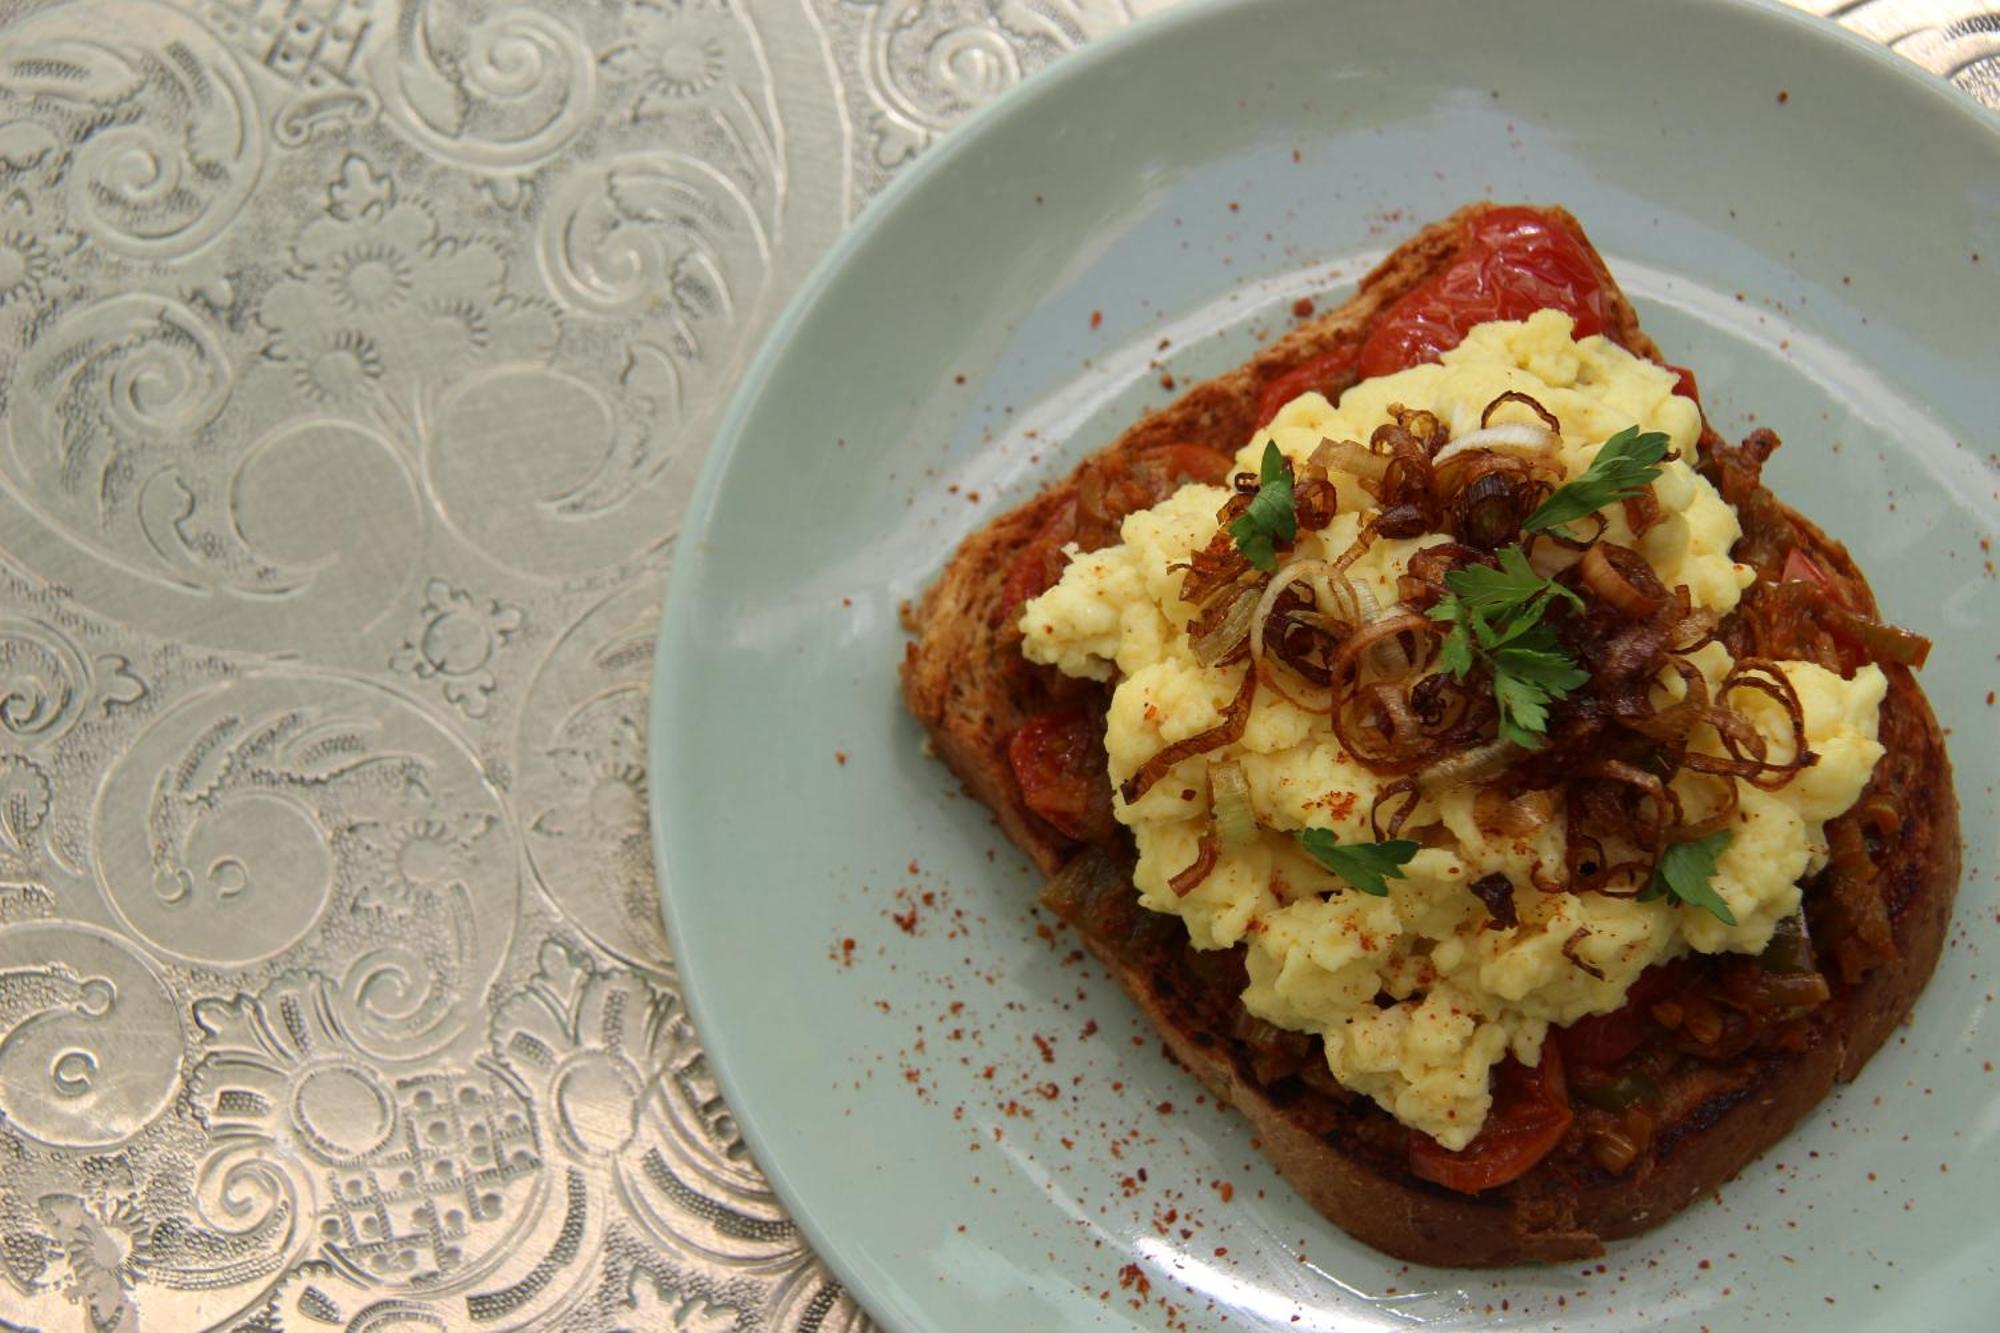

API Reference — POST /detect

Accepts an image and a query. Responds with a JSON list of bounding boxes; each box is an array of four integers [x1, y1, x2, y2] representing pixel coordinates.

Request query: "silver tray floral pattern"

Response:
[[0, 1, 1986, 1328]]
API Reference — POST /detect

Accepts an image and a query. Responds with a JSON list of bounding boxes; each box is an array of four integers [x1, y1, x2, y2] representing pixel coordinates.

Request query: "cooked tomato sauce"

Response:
[[1409, 1045, 1573, 1193], [1006, 710, 1107, 842]]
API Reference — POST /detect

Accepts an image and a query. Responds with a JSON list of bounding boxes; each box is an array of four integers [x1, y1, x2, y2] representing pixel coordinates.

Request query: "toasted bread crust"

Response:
[[899, 204, 1958, 1265]]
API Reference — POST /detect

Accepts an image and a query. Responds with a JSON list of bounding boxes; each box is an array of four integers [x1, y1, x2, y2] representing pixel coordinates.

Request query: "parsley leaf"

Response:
[[1433, 546, 1582, 625], [1489, 627, 1590, 747], [1296, 829, 1420, 897], [1437, 620, 1476, 677], [1227, 441, 1296, 572], [1522, 425, 1671, 537], [1427, 547, 1587, 747], [1637, 831, 1737, 925]]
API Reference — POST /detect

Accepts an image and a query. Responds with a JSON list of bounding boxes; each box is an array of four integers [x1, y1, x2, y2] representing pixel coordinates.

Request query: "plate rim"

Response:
[[648, 1, 1999, 1326]]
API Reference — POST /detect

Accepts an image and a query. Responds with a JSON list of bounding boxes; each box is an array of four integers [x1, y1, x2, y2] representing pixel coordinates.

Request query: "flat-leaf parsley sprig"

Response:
[[1522, 425, 1670, 538], [1228, 441, 1297, 572], [1297, 830, 1421, 897], [1637, 831, 1738, 925], [1429, 547, 1588, 748]]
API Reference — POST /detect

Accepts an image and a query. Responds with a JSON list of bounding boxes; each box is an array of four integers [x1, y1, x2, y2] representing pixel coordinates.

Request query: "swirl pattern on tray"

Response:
[[0, 0, 1982, 1327]]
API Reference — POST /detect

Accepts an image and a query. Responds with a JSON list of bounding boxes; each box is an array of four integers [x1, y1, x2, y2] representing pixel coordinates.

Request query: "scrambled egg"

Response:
[[1020, 312, 1886, 1148]]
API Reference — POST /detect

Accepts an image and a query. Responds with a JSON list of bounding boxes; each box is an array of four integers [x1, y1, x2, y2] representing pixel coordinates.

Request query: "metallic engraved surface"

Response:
[[0, 0, 1981, 1327], [0, 922, 182, 1150]]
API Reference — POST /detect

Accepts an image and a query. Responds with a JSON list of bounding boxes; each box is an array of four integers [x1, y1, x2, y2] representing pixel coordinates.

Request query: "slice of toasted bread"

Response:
[[898, 204, 1958, 1265]]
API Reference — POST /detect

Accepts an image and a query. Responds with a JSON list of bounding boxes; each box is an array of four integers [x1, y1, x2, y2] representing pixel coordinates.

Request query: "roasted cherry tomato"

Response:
[[1007, 709, 1107, 840], [1409, 1044, 1573, 1194], [1255, 346, 1360, 428], [999, 499, 1079, 623], [1357, 207, 1609, 379], [1000, 445, 1231, 620], [1556, 962, 1686, 1069], [1665, 362, 1702, 405], [1097, 443, 1234, 528]]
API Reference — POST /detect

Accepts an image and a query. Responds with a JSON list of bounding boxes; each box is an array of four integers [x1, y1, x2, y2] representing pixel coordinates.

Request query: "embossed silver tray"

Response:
[[0, 0, 1990, 1329]]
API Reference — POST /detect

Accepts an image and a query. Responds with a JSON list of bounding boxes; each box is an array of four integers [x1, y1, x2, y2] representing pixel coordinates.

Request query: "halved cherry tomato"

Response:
[[1000, 499, 1079, 623], [1255, 346, 1360, 428], [1665, 363, 1702, 406], [1000, 445, 1231, 621], [1409, 1044, 1573, 1194], [1008, 709, 1106, 840], [1357, 207, 1609, 380], [1101, 443, 1234, 522], [1555, 961, 1686, 1069]]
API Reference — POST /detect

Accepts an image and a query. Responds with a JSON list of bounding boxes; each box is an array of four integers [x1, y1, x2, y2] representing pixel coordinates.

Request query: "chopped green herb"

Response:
[[1486, 636, 1591, 748], [1522, 425, 1671, 537], [1637, 831, 1737, 925], [1437, 617, 1477, 678], [1433, 546, 1583, 623], [1296, 829, 1420, 897], [1428, 547, 1587, 748], [1227, 440, 1296, 572]]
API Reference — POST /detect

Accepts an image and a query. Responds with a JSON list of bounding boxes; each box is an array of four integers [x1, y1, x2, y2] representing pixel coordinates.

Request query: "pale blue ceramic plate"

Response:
[[651, 1, 1998, 1327]]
